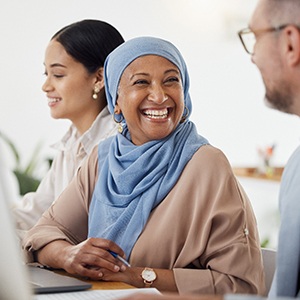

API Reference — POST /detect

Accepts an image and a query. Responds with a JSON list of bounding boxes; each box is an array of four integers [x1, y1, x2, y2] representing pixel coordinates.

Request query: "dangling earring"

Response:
[[113, 112, 124, 133], [180, 105, 189, 123], [92, 86, 100, 100]]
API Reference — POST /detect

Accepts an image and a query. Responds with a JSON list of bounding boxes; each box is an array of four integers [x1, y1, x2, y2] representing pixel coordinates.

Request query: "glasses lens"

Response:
[[242, 30, 256, 54]]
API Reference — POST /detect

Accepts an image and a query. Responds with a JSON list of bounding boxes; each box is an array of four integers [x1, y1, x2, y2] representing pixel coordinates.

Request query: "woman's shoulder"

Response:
[[192, 144, 230, 164], [186, 144, 234, 179]]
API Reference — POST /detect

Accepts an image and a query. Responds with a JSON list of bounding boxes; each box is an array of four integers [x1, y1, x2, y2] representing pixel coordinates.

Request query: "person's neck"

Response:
[[74, 97, 107, 135], [74, 114, 98, 136], [292, 92, 300, 116]]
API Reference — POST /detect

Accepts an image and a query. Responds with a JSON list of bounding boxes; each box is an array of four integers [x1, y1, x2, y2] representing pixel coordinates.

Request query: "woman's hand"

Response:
[[37, 239, 178, 292], [36, 238, 128, 280], [96, 266, 145, 287]]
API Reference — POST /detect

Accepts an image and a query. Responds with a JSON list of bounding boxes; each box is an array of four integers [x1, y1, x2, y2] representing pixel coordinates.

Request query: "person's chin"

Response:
[[264, 94, 293, 115], [263, 95, 275, 109]]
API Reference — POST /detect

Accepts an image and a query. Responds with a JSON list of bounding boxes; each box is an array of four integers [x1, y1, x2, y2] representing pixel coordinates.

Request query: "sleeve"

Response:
[[275, 146, 300, 297], [171, 146, 265, 295], [22, 147, 99, 262], [11, 164, 56, 234]]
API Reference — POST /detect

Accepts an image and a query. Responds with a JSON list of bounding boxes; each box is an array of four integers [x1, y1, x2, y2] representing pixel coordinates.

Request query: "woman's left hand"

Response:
[[98, 266, 145, 288]]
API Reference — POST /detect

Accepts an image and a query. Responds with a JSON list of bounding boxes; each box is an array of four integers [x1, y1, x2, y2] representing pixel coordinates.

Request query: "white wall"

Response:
[[1, 0, 300, 176]]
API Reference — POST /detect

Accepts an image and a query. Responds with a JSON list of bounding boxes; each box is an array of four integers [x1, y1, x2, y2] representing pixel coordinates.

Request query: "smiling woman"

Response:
[[115, 55, 185, 145], [23, 36, 265, 296], [42, 39, 105, 133], [11, 20, 124, 237]]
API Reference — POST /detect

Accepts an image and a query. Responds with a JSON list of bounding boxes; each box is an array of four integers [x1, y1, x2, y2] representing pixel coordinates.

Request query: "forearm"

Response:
[[148, 268, 178, 292], [101, 267, 178, 292], [36, 240, 73, 270]]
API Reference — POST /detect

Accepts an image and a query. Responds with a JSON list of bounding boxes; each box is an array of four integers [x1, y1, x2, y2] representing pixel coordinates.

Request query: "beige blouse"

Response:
[[23, 144, 265, 295]]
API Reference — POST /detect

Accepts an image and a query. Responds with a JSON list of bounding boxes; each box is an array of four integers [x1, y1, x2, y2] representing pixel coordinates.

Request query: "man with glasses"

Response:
[[239, 0, 300, 298]]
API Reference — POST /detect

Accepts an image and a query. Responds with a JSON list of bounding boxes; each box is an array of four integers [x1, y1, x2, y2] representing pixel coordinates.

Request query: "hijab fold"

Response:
[[88, 37, 209, 258]]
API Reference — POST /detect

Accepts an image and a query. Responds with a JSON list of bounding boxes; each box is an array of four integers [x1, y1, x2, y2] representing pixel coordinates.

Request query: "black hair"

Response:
[[52, 19, 124, 74]]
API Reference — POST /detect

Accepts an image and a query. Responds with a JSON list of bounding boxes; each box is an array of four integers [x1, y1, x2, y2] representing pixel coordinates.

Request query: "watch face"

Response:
[[142, 269, 156, 282]]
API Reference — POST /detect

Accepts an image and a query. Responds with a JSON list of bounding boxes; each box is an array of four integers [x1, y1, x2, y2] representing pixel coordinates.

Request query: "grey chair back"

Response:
[[261, 247, 277, 296]]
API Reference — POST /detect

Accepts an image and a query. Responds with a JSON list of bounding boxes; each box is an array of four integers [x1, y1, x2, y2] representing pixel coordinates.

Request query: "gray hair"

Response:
[[266, 0, 300, 26]]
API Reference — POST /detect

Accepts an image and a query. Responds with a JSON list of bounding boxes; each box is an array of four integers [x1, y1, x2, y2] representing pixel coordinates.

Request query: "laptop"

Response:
[[0, 144, 91, 299], [28, 266, 92, 294]]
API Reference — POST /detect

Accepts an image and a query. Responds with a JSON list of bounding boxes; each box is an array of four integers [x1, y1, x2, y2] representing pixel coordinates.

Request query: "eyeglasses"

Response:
[[238, 24, 289, 55]]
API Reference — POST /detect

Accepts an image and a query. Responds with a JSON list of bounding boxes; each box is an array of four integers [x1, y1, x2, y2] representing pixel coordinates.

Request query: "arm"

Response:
[[274, 146, 300, 297], [129, 146, 265, 295], [12, 138, 81, 235], [23, 147, 132, 278], [22, 147, 97, 254], [95, 267, 178, 291], [36, 238, 129, 280], [12, 163, 57, 232], [172, 147, 265, 295]]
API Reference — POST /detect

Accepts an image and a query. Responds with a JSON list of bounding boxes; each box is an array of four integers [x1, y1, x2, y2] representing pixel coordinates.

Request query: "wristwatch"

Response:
[[141, 267, 157, 287]]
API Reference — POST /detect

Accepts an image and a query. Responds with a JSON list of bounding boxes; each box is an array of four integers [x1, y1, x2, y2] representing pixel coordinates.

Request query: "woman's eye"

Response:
[[166, 77, 179, 83], [54, 74, 65, 78], [134, 79, 148, 85]]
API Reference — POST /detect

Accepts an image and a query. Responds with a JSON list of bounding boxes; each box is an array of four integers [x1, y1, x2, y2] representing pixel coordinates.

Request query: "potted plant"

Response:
[[0, 131, 42, 195]]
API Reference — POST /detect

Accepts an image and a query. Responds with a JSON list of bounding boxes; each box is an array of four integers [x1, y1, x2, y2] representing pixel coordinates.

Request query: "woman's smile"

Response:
[[47, 97, 62, 107], [142, 107, 171, 120]]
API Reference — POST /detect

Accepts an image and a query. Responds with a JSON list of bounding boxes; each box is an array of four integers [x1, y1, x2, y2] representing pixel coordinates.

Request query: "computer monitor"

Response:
[[0, 142, 32, 299]]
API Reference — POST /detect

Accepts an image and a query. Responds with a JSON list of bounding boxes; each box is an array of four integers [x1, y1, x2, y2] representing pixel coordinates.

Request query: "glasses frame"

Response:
[[238, 24, 290, 55]]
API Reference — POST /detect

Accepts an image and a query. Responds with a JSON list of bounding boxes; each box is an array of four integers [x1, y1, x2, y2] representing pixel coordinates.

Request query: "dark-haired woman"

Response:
[[12, 20, 124, 237]]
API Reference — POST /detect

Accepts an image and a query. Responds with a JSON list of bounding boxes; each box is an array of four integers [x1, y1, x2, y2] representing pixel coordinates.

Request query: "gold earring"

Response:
[[180, 105, 189, 123], [92, 86, 100, 100], [113, 112, 124, 133]]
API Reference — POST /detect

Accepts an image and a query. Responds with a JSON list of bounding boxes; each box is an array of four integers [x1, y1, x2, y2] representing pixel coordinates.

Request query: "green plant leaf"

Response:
[[260, 237, 270, 248], [24, 140, 43, 175], [13, 170, 40, 195]]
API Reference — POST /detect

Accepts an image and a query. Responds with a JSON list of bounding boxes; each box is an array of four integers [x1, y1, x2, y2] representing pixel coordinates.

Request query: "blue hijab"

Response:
[[88, 37, 209, 258]]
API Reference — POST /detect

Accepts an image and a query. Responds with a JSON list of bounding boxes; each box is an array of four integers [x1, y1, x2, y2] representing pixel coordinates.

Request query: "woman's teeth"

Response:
[[144, 109, 168, 119], [48, 98, 61, 103]]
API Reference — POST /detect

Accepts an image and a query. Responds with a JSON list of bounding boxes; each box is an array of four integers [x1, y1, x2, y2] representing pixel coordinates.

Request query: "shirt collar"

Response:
[[51, 106, 117, 155]]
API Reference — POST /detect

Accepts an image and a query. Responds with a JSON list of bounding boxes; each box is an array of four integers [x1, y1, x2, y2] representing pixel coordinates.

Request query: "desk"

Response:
[[87, 280, 134, 290], [55, 270, 135, 290]]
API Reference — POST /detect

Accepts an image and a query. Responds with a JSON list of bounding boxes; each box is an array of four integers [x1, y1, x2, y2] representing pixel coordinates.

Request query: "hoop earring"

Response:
[[113, 113, 124, 133], [180, 105, 189, 123], [92, 86, 100, 100]]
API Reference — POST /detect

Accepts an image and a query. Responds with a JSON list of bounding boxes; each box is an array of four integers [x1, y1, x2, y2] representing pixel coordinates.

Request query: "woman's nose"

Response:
[[147, 84, 168, 104], [42, 76, 53, 92]]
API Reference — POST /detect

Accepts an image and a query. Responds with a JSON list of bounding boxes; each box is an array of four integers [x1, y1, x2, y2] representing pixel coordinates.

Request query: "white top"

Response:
[[12, 106, 117, 237]]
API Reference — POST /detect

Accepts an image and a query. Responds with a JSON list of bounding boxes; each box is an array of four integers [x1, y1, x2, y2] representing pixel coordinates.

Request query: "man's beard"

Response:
[[264, 81, 293, 114]]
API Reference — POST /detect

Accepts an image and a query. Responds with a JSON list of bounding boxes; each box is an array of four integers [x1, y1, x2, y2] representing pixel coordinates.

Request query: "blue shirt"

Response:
[[270, 145, 300, 297]]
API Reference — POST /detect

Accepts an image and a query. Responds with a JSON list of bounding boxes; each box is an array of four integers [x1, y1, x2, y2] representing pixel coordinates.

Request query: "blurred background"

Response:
[[2, 0, 300, 172], [1, 0, 298, 247]]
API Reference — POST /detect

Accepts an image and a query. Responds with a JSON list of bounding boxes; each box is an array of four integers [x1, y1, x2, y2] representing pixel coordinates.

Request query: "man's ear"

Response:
[[95, 67, 104, 89], [283, 25, 300, 67]]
